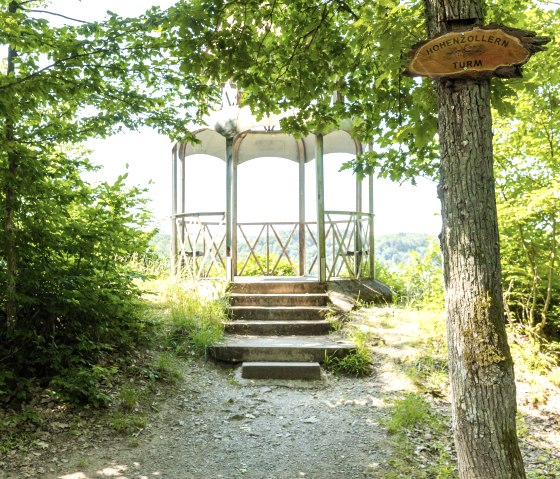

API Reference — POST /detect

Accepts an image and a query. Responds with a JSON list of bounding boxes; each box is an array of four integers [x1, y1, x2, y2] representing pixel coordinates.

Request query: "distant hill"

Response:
[[376, 233, 436, 266], [150, 232, 171, 257]]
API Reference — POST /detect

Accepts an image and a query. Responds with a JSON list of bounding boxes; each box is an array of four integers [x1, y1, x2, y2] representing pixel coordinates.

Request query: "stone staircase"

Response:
[[211, 279, 355, 380]]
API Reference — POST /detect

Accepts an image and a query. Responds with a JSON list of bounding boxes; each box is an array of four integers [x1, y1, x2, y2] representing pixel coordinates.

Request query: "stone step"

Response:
[[230, 280, 326, 295], [230, 306, 328, 321], [225, 320, 332, 336], [229, 293, 329, 307], [241, 362, 322, 380], [211, 335, 355, 363]]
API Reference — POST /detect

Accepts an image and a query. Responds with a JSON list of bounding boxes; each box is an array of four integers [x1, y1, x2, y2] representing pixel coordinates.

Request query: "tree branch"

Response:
[[25, 9, 89, 24], [0, 48, 112, 91], [334, 0, 359, 20]]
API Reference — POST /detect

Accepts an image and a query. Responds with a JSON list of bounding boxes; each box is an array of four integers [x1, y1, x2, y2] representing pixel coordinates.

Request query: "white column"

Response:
[[232, 144, 238, 278], [368, 144, 375, 279], [179, 150, 186, 257], [355, 144, 363, 278], [171, 145, 178, 276], [315, 134, 326, 282], [298, 142, 306, 276], [225, 137, 234, 282]]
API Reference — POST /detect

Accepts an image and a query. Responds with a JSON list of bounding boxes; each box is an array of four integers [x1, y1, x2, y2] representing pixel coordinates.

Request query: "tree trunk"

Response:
[[423, 1, 526, 477], [4, 1, 18, 333]]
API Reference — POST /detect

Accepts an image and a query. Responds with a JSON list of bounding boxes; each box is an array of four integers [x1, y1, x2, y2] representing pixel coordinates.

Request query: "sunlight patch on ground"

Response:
[[96, 464, 128, 476], [59, 473, 88, 479]]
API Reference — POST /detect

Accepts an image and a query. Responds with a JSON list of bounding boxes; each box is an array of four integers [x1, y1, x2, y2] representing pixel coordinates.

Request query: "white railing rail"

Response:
[[324, 210, 373, 280], [172, 211, 373, 280], [173, 212, 227, 279]]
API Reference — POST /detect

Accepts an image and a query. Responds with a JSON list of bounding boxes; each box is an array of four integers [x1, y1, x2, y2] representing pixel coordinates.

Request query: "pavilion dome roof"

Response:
[[176, 83, 363, 163]]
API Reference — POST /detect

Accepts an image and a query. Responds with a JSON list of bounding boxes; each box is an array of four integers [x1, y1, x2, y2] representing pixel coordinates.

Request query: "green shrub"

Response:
[[0, 151, 155, 405], [48, 365, 116, 408], [377, 240, 444, 309]]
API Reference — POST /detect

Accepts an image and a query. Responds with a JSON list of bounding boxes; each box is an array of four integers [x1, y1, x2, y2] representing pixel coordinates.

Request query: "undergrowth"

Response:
[[324, 326, 374, 377], [154, 279, 227, 357], [357, 305, 560, 479], [0, 277, 228, 454], [381, 393, 456, 479]]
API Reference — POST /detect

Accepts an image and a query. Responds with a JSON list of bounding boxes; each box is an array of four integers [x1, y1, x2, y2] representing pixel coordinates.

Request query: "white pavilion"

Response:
[[171, 84, 375, 283]]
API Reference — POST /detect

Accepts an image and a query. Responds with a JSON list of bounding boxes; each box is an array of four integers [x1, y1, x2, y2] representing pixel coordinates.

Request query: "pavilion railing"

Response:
[[172, 212, 227, 279], [237, 222, 297, 276], [172, 211, 373, 280], [324, 211, 373, 280]]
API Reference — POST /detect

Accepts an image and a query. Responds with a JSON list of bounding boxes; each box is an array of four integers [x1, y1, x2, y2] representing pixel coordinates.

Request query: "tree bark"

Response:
[[4, 1, 18, 333], [423, 1, 526, 477]]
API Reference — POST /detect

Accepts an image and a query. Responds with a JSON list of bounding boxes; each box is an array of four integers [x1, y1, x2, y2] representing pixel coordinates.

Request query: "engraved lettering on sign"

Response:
[[406, 27, 531, 79]]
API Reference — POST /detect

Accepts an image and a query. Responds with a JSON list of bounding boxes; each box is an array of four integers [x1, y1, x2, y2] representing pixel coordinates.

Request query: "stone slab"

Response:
[[230, 293, 329, 307], [225, 320, 332, 336], [230, 306, 328, 321], [211, 335, 355, 363], [241, 362, 322, 380], [230, 280, 326, 295]]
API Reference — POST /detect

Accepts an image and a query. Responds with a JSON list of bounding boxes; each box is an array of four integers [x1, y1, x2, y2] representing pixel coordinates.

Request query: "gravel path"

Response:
[[34, 362, 393, 479]]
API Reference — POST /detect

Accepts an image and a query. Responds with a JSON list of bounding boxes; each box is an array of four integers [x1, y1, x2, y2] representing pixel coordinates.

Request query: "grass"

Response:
[[324, 326, 374, 377], [118, 383, 142, 412], [386, 393, 432, 433], [550, 367, 560, 387], [0, 408, 44, 454], [110, 413, 147, 434], [154, 279, 228, 357], [381, 392, 457, 479], [0, 277, 227, 455], [352, 304, 560, 479], [104, 279, 227, 434], [153, 352, 183, 383]]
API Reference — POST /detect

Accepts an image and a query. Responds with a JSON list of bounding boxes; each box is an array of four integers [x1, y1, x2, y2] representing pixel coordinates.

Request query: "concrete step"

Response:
[[211, 335, 355, 363], [230, 293, 329, 307], [225, 320, 332, 336], [241, 362, 322, 380], [230, 280, 326, 295], [230, 306, 328, 321]]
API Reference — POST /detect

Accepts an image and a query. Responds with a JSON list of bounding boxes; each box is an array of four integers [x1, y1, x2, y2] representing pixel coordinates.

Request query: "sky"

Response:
[[47, 0, 442, 237]]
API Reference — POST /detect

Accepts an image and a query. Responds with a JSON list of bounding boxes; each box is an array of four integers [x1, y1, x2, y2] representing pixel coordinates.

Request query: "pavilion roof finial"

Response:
[[221, 81, 239, 109]]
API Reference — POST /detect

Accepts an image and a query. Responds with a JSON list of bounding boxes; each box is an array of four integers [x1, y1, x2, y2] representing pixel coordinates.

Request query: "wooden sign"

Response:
[[405, 24, 549, 79]]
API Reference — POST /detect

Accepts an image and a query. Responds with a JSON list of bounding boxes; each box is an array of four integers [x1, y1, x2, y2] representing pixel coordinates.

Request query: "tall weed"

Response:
[[159, 281, 227, 356], [324, 327, 373, 377]]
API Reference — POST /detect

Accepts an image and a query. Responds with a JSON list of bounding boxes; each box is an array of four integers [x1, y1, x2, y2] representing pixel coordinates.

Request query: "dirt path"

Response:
[[20, 362, 397, 479]]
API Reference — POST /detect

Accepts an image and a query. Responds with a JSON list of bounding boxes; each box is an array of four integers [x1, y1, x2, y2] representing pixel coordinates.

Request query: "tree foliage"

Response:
[[493, 5, 560, 336], [0, 0, 208, 402], [173, 0, 440, 181]]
